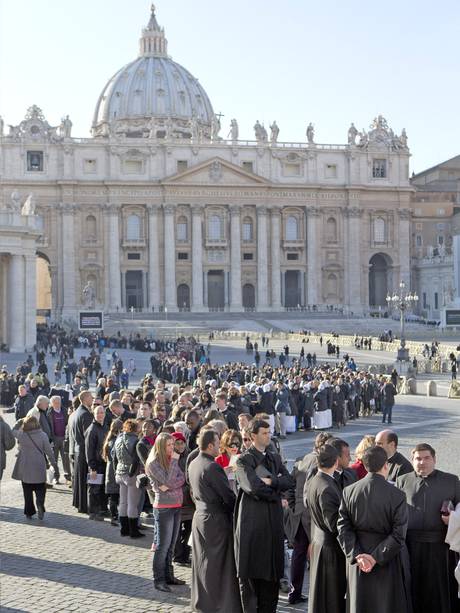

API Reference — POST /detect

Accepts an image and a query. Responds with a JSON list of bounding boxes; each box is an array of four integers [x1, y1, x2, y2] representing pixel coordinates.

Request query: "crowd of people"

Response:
[[1, 336, 460, 613]]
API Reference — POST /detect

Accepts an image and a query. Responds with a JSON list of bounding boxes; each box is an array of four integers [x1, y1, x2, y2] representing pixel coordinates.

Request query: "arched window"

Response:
[[286, 215, 299, 241], [242, 217, 253, 242], [208, 214, 223, 240], [85, 215, 97, 240], [127, 213, 141, 240], [326, 217, 337, 243], [327, 273, 338, 296], [177, 216, 188, 241], [373, 217, 385, 243]]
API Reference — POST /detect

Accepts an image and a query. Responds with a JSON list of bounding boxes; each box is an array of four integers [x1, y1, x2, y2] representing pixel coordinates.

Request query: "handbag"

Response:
[[26, 431, 50, 469], [136, 473, 150, 489]]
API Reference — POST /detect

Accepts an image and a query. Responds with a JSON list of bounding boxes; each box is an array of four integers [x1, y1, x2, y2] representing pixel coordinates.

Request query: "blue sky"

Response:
[[1, 0, 459, 173]]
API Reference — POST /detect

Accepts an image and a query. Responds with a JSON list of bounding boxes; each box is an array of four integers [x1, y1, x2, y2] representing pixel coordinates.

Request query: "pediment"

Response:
[[162, 157, 270, 186]]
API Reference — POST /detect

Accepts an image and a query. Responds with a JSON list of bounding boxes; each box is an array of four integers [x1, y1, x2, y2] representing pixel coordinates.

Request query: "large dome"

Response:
[[92, 5, 215, 139]]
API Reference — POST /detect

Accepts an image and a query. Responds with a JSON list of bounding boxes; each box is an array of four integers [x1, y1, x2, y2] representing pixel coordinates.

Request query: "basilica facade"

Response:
[[0, 7, 414, 351]]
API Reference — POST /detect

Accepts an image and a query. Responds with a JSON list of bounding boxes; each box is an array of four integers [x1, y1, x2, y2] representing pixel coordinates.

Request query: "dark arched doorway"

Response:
[[369, 254, 391, 307], [242, 283, 255, 309], [285, 270, 301, 307], [177, 284, 190, 310], [207, 271, 225, 309]]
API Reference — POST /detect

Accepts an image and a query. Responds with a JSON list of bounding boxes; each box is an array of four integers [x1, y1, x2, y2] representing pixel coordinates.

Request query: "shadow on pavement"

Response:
[[0, 551, 191, 603]]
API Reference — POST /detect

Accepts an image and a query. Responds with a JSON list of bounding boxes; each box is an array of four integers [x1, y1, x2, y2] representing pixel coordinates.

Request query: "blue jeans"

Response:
[[382, 404, 393, 423], [152, 508, 181, 582]]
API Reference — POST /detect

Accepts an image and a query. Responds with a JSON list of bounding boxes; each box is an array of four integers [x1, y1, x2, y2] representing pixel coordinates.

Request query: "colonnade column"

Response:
[[163, 205, 177, 310], [147, 203, 161, 310], [452, 208, 460, 305], [60, 202, 77, 318], [191, 204, 204, 311], [398, 208, 411, 288], [24, 254, 36, 350], [306, 206, 320, 306], [256, 206, 269, 310], [230, 205, 242, 311], [346, 207, 363, 312], [8, 254, 25, 352], [270, 206, 282, 309], [105, 203, 121, 311]]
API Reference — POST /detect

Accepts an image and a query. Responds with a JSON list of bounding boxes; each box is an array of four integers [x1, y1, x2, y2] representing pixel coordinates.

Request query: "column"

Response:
[[453, 209, 460, 305], [398, 208, 411, 288], [346, 207, 363, 311], [147, 203, 161, 310], [256, 206, 269, 310], [24, 254, 37, 350], [191, 205, 204, 311], [203, 270, 208, 307], [229, 205, 242, 310], [61, 203, 77, 318], [163, 205, 177, 310], [306, 206, 320, 306], [8, 254, 25, 352], [271, 206, 282, 309], [105, 203, 121, 311]]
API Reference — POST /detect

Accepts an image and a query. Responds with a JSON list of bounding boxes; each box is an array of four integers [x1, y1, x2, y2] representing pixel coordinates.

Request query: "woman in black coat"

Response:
[[84, 405, 108, 520]]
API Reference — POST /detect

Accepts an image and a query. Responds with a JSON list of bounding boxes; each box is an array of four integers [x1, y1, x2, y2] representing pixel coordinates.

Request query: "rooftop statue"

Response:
[[306, 122, 315, 144], [270, 120, 279, 144]]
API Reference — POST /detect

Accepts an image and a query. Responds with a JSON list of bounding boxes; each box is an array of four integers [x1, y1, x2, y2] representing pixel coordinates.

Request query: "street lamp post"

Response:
[[386, 280, 418, 365]]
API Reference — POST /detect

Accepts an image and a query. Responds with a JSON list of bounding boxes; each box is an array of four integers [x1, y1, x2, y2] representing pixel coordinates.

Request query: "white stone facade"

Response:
[[0, 7, 415, 349]]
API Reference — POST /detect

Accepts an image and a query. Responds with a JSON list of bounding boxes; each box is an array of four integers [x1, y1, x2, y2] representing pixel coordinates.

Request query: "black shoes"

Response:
[[119, 516, 129, 536], [128, 517, 145, 538], [37, 505, 45, 520], [288, 595, 308, 605], [166, 577, 186, 586], [154, 582, 171, 593]]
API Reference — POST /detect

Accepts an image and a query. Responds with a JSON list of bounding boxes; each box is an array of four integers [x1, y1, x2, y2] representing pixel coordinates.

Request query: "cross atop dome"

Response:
[[139, 4, 168, 57]]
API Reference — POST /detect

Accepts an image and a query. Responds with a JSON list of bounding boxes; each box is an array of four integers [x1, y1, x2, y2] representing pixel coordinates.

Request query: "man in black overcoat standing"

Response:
[[375, 429, 413, 482], [69, 390, 94, 513], [234, 418, 294, 613], [304, 445, 346, 613], [338, 445, 411, 613]]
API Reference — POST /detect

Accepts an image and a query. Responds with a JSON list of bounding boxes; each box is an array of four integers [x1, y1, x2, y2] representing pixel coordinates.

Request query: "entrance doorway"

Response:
[[207, 270, 225, 310], [242, 283, 255, 309], [36, 253, 52, 322], [284, 270, 301, 308], [177, 284, 190, 310], [125, 271, 143, 309], [369, 254, 391, 307]]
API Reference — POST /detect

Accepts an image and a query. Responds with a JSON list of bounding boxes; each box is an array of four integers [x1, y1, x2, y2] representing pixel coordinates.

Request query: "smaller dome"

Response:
[[92, 5, 215, 139]]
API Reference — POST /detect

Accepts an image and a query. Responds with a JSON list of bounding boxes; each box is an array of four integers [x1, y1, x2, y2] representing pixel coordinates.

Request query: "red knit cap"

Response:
[[172, 432, 186, 443]]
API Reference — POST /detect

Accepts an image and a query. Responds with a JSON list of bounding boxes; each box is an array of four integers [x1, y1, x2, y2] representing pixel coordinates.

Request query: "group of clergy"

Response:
[[304, 435, 460, 613], [188, 418, 460, 613]]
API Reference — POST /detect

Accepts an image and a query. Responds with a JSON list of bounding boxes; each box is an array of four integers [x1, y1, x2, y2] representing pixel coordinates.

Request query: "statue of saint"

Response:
[[270, 120, 280, 144], [400, 128, 408, 148], [348, 122, 358, 145], [21, 193, 36, 216], [306, 122, 315, 144], [82, 281, 96, 309], [253, 120, 263, 142], [10, 190, 21, 211], [190, 115, 199, 141], [228, 119, 239, 142], [149, 117, 157, 139], [60, 115, 72, 138], [211, 115, 221, 141]]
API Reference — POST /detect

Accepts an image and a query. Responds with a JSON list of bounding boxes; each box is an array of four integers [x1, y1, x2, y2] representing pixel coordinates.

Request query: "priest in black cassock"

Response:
[[188, 429, 242, 613], [397, 443, 460, 613], [375, 429, 413, 482], [234, 418, 294, 613], [304, 444, 346, 613], [338, 445, 411, 613], [69, 390, 94, 514]]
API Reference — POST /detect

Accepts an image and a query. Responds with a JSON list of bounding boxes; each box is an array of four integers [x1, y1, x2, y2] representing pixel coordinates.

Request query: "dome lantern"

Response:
[[139, 4, 168, 58]]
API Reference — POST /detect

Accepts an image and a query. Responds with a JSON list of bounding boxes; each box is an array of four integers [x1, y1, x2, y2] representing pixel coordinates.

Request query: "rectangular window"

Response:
[[83, 159, 97, 173], [372, 159, 387, 178], [438, 235, 444, 245], [434, 292, 439, 309], [243, 253, 253, 261], [423, 292, 427, 308], [177, 222, 188, 241], [242, 161, 254, 173], [123, 160, 143, 174], [415, 235, 422, 247], [283, 163, 301, 177], [242, 221, 253, 242], [177, 160, 188, 173], [325, 164, 337, 178], [27, 151, 43, 171], [177, 252, 188, 260], [287, 253, 299, 261], [127, 253, 141, 260]]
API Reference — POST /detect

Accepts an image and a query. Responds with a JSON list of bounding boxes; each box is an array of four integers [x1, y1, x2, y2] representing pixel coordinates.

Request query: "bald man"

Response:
[[375, 429, 413, 482]]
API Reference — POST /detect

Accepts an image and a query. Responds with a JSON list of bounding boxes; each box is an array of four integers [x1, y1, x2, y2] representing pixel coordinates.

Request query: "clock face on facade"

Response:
[[30, 125, 40, 135]]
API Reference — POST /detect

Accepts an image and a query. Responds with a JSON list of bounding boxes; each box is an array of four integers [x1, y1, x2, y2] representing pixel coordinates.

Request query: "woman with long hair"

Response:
[[146, 432, 185, 592], [349, 434, 376, 479], [102, 418, 123, 525]]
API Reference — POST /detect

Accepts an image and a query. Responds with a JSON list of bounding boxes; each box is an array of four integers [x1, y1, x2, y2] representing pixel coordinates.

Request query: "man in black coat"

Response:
[[326, 438, 358, 491], [375, 430, 413, 482], [304, 445, 346, 613], [216, 392, 239, 431], [338, 445, 411, 613], [69, 390, 94, 513], [234, 418, 294, 613], [397, 443, 460, 613], [13, 385, 34, 420], [84, 405, 108, 520], [188, 429, 242, 613]]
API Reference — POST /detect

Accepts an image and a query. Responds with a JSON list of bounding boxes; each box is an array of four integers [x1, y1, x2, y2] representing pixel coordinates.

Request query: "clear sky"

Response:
[[1, 0, 459, 174]]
